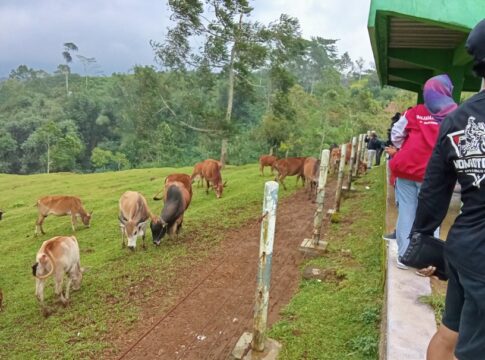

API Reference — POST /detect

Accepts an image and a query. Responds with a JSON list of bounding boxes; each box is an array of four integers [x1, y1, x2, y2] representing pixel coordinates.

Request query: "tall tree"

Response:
[[151, 0, 267, 166], [61, 42, 78, 95], [76, 55, 97, 90]]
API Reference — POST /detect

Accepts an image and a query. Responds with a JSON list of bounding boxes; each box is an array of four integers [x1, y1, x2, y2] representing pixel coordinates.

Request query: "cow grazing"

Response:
[[35, 196, 92, 235], [32, 236, 84, 309], [273, 157, 307, 190], [118, 191, 152, 250], [303, 157, 320, 199], [259, 155, 277, 176], [201, 159, 226, 198], [190, 162, 205, 188], [151, 173, 193, 244]]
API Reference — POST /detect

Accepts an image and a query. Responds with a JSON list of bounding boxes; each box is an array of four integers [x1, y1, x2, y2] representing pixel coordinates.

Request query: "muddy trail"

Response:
[[109, 179, 338, 360]]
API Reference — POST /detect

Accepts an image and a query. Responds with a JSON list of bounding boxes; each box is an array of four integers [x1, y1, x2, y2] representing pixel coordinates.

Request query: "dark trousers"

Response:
[[375, 148, 384, 165]]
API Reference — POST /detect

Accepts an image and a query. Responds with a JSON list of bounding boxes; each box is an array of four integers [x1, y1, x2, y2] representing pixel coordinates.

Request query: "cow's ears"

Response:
[[80, 267, 89, 273]]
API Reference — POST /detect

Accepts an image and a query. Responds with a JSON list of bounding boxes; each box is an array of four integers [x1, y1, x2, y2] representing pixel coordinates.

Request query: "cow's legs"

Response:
[[65, 276, 72, 301], [205, 180, 210, 194], [71, 214, 77, 232], [260, 164, 264, 176], [35, 278, 45, 304], [54, 269, 67, 305], [35, 214, 47, 235], [279, 175, 287, 190]]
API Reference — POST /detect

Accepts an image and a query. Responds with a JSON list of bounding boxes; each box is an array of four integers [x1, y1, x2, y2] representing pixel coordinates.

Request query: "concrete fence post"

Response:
[[346, 136, 357, 191], [252, 181, 279, 352], [334, 143, 347, 212], [361, 133, 367, 163], [311, 149, 330, 246], [353, 134, 362, 177]]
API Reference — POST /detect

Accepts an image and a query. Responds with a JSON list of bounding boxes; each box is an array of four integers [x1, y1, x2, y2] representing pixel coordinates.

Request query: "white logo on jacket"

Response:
[[448, 116, 485, 188]]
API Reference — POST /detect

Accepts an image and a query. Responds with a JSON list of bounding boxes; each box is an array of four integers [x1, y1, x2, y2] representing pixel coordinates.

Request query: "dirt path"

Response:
[[112, 181, 337, 360]]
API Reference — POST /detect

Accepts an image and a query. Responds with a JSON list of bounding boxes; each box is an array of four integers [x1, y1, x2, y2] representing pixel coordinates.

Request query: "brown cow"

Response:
[[119, 191, 152, 250], [201, 159, 226, 198], [190, 162, 205, 188], [259, 155, 277, 176], [151, 173, 193, 243], [329, 143, 352, 174], [32, 235, 84, 309], [303, 157, 320, 199], [273, 157, 307, 190], [35, 196, 92, 236]]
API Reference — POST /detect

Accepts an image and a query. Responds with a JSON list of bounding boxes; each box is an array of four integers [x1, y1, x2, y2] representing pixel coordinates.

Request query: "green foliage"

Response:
[[0, 6, 412, 174]]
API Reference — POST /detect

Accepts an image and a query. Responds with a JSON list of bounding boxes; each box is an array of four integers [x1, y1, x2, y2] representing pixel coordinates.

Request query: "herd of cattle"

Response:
[[1, 152, 362, 313]]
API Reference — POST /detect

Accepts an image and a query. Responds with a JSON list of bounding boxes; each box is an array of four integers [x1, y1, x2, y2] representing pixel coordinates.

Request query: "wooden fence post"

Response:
[[346, 136, 357, 191], [334, 143, 347, 212], [252, 181, 279, 352]]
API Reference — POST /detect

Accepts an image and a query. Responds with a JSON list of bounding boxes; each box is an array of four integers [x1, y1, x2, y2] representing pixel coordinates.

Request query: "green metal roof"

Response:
[[368, 0, 485, 100]]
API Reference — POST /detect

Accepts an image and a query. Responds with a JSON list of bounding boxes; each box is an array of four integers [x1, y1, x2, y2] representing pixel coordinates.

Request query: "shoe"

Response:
[[382, 230, 396, 241], [396, 260, 409, 270]]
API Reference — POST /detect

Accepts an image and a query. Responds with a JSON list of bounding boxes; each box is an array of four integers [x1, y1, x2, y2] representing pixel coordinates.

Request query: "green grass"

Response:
[[269, 166, 386, 360], [0, 164, 300, 359]]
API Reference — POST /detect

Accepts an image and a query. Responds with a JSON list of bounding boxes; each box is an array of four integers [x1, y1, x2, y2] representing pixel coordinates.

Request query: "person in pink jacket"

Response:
[[390, 74, 458, 269]]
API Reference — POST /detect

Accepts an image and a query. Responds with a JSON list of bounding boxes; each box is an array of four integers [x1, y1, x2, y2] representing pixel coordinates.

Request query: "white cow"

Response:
[[32, 236, 84, 308]]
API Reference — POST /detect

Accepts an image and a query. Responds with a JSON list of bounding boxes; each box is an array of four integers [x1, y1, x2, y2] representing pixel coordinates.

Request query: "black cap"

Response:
[[466, 19, 485, 63]]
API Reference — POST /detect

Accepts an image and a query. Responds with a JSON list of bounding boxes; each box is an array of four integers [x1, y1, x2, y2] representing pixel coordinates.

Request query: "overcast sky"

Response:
[[0, 0, 373, 77]]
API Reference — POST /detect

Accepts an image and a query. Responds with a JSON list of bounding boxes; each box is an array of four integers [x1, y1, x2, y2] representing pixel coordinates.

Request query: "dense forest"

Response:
[[0, 3, 413, 174]]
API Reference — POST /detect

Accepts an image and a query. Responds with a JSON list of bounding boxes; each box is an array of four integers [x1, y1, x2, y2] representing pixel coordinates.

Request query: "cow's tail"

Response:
[[33, 251, 55, 280]]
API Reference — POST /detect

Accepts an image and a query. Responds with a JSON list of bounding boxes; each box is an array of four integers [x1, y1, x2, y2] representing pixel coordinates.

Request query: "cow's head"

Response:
[[214, 181, 227, 198], [150, 218, 168, 246], [82, 211, 93, 227], [119, 215, 148, 250]]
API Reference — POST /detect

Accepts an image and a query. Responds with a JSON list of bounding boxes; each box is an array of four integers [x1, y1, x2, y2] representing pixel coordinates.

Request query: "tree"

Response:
[[76, 55, 97, 90], [151, 0, 268, 166], [355, 57, 365, 81], [61, 42, 78, 95], [0, 130, 17, 173]]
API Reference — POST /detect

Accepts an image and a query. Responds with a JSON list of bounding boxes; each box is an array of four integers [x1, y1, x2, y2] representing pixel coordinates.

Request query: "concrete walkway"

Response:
[[385, 241, 436, 359]]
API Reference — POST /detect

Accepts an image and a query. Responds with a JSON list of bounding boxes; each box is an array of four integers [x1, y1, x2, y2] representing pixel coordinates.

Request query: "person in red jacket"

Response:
[[390, 74, 457, 269]]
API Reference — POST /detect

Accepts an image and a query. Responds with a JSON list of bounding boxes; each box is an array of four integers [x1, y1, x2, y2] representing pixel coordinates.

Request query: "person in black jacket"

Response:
[[410, 19, 485, 360]]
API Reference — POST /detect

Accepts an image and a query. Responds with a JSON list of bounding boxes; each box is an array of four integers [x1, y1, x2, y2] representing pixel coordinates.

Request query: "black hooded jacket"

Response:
[[413, 91, 485, 276]]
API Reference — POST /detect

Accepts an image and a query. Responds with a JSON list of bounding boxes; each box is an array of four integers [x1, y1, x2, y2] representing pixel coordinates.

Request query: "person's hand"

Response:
[[385, 146, 397, 156], [416, 266, 437, 277]]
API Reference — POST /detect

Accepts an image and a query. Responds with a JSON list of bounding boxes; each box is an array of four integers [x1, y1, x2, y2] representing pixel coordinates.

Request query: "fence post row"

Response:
[[334, 143, 347, 212], [346, 136, 357, 191], [252, 181, 279, 352], [311, 149, 330, 246]]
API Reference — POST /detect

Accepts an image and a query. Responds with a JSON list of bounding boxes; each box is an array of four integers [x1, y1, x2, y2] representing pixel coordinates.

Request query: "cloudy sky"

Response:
[[0, 0, 373, 77]]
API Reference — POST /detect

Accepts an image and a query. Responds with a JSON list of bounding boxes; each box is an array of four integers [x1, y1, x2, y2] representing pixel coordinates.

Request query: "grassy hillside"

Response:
[[0, 164, 299, 359]]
